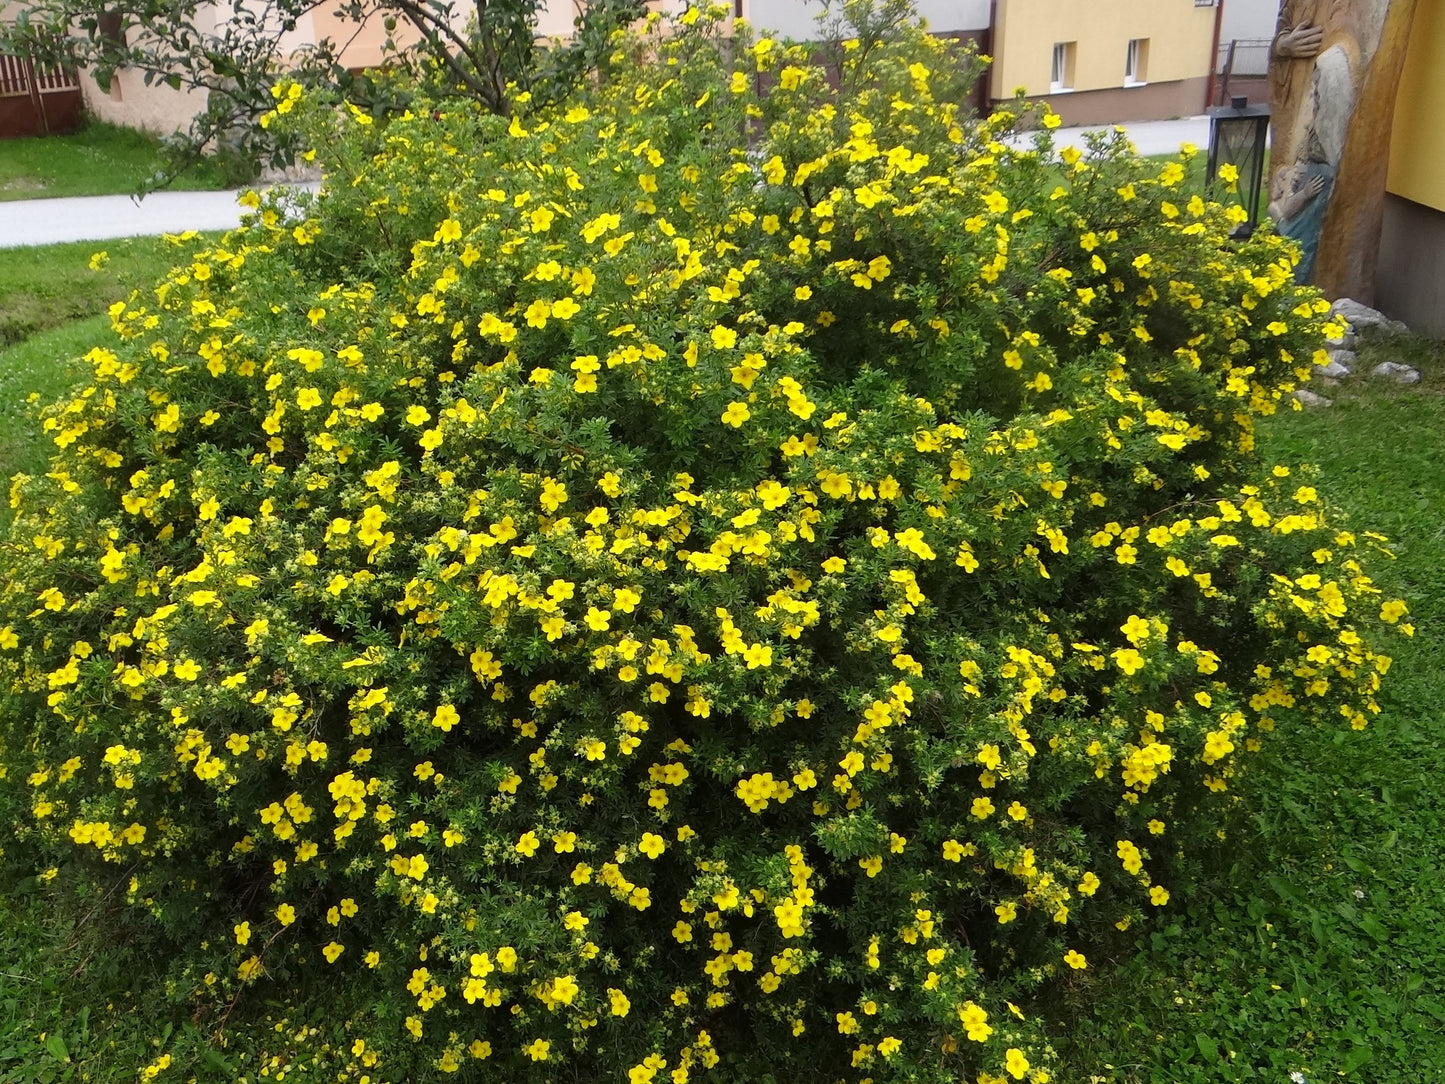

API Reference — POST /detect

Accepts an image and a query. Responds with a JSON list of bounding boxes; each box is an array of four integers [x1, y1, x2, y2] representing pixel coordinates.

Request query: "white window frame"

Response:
[[1125, 38, 1148, 87], [1051, 42, 1075, 93]]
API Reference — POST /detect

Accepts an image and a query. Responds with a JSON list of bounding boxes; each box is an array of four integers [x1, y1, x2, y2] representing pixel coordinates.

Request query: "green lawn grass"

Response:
[[0, 236, 202, 514], [0, 235, 187, 348], [1045, 338, 1445, 1084], [0, 120, 239, 202]]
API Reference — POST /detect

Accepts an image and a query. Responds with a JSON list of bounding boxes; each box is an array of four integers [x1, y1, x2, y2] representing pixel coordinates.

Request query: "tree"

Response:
[[0, 0, 646, 186]]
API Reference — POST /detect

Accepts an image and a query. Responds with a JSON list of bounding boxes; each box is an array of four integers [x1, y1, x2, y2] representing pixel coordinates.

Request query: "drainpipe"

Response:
[[1205, 0, 1225, 109], [986, 0, 998, 113]]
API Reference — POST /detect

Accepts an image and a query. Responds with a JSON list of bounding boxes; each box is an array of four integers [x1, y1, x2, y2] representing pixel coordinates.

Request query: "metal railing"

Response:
[[1217, 38, 1272, 79]]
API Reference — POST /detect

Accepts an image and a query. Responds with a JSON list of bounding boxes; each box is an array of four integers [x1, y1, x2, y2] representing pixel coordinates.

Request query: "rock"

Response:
[[1325, 348, 1356, 374], [1316, 359, 1351, 379], [1370, 361, 1422, 384], [1326, 331, 1358, 351], [1294, 388, 1334, 408], [1330, 297, 1408, 334]]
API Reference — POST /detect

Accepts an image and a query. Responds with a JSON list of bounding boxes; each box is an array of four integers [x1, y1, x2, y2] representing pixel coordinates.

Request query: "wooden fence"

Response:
[[0, 51, 83, 139]]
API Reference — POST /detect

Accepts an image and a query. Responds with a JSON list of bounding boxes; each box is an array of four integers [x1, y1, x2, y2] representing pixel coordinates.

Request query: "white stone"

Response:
[[1316, 359, 1351, 379], [1370, 361, 1422, 384], [1331, 297, 1408, 334], [1294, 388, 1334, 408], [1327, 348, 1357, 373], [1326, 331, 1358, 351]]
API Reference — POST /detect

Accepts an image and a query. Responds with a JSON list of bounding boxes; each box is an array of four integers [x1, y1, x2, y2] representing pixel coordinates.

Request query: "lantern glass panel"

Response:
[[1206, 102, 1271, 233]]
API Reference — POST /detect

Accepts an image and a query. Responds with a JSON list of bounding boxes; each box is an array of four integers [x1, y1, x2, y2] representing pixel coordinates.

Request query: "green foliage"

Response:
[[0, 9, 1413, 1084], [0, 0, 645, 188]]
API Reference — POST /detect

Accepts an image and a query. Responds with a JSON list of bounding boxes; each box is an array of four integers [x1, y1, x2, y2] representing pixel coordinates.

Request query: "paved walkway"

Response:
[[1050, 115, 1210, 158], [0, 183, 320, 250], [0, 116, 1212, 249]]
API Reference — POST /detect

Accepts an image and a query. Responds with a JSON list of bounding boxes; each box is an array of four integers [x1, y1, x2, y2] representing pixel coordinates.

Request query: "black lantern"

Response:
[[1206, 95, 1271, 237]]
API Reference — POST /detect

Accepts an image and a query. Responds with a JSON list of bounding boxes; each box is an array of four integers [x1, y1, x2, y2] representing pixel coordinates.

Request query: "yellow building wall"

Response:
[[990, 0, 1216, 99], [1386, 0, 1445, 212]]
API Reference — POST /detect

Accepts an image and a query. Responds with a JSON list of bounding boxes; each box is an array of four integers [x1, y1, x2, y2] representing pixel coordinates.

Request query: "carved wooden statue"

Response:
[[1268, 0, 1417, 299]]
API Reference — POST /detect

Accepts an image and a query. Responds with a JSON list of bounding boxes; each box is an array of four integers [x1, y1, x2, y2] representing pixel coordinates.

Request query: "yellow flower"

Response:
[[1005, 1048, 1030, 1079], [1120, 614, 1150, 644], [721, 402, 751, 427], [958, 1001, 991, 1041], [1112, 647, 1145, 676], [516, 831, 540, 857], [1064, 949, 1087, 969], [638, 832, 666, 859]]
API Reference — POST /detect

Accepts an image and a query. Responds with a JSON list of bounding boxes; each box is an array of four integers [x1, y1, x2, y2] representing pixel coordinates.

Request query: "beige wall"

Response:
[[1386, 0, 1445, 212], [537, 0, 685, 39], [31, 0, 420, 137], [991, 0, 1216, 101], [739, 0, 989, 39], [305, 5, 419, 68], [77, 70, 209, 135]]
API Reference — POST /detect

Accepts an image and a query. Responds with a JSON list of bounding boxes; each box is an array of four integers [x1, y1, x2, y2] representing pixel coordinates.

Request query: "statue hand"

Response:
[[1302, 174, 1326, 198], [1274, 23, 1324, 59]]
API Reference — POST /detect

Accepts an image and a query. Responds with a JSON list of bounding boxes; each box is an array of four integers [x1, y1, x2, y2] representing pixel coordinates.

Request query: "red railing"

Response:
[[0, 52, 80, 97], [0, 48, 83, 138]]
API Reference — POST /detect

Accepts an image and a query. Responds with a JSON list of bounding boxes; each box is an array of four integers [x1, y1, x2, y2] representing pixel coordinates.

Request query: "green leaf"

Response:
[[1194, 1033, 1218, 1062], [1266, 875, 1306, 908], [1341, 1046, 1373, 1072], [1358, 913, 1389, 941], [43, 1034, 67, 1062]]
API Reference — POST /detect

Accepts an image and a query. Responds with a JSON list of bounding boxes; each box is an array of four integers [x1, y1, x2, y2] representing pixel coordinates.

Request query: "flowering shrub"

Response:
[[0, 8, 1411, 1083]]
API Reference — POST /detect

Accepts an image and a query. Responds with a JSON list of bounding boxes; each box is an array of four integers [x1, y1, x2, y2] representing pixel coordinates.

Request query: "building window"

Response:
[[1050, 42, 1075, 93], [1125, 38, 1149, 86]]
